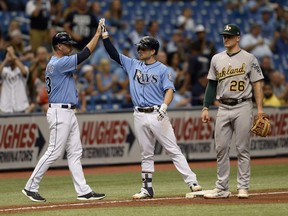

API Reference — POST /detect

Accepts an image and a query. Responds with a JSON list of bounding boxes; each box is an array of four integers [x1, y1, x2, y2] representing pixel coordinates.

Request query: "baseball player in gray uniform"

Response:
[[99, 18, 202, 199], [22, 20, 105, 202], [201, 24, 265, 199]]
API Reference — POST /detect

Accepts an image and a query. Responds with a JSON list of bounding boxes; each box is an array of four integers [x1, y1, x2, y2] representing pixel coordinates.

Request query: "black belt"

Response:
[[49, 104, 76, 109], [219, 98, 248, 106], [136, 106, 159, 113]]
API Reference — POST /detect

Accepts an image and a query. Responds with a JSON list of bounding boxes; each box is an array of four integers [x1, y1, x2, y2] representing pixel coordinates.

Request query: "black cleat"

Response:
[[77, 191, 106, 201], [22, 189, 46, 202]]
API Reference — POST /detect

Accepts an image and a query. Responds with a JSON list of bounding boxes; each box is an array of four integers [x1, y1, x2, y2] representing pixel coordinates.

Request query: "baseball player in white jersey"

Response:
[[201, 24, 265, 199], [99, 18, 202, 199], [0, 46, 29, 113], [22, 20, 105, 202]]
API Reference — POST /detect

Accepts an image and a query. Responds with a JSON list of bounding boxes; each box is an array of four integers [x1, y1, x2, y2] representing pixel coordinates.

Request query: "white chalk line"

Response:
[[1, 191, 288, 213]]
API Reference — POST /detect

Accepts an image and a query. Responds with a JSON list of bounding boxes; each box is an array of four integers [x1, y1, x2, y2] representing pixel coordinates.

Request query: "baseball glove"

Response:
[[250, 113, 270, 137]]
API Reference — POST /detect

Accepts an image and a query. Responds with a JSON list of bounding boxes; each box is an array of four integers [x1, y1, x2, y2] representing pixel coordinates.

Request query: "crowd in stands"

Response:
[[0, 0, 288, 114]]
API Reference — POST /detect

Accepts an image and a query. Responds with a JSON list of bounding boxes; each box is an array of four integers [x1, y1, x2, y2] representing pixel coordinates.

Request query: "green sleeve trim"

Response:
[[203, 80, 217, 108]]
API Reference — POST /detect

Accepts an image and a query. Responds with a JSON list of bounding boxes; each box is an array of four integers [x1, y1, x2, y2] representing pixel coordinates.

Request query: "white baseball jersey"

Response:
[[0, 66, 29, 112]]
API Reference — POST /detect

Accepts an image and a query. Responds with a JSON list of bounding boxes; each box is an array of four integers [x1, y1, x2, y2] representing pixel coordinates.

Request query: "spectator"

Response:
[[80, 64, 98, 97], [194, 24, 217, 60], [263, 82, 282, 107], [90, 1, 103, 21], [0, 0, 8, 10], [245, 0, 271, 20], [259, 55, 274, 82], [240, 22, 273, 59], [64, 0, 98, 50], [147, 20, 164, 50], [26, 0, 51, 53], [258, 7, 276, 40], [156, 50, 176, 81], [27, 46, 49, 104], [129, 17, 146, 57], [7, 19, 21, 41], [77, 64, 98, 112], [0, 46, 29, 113], [177, 8, 195, 32], [274, 5, 287, 31], [104, 0, 126, 32], [270, 71, 288, 104], [8, 29, 33, 65], [191, 71, 209, 106], [5, 0, 27, 11], [272, 28, 288, 56], [50, 0, 65, 28], [89, 37, 120, 73], [166, 29, 186, 62], [95, 58, 117, 103], [157, 50, 191, 108], [167, 51, 189, 95], [31, 65, 48, 113], [129, 17, 146, 45], [187, 41, 210, 88], [224, 0, 246, 12], [62, 0, 77, 19]]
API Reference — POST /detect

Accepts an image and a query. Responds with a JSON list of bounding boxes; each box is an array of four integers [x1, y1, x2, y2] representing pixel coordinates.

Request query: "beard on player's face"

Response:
[[58, 44, 73, 55], [138, 49, 154, 61]]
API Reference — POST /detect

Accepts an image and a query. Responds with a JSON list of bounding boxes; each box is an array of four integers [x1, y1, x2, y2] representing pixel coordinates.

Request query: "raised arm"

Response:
[[76, 19, 103, 65], [0, 52, 10, 75], [99, 18, 121, 65], [7, 46, 28, 77]]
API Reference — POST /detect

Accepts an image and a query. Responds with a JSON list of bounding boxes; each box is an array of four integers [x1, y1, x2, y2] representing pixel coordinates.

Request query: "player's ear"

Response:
[[57, 44, 62, 51]]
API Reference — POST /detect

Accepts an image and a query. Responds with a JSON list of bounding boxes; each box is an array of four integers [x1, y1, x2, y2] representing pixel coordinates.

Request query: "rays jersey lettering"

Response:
[[133, 69, 159, 84], [119, 54, 175, 107]]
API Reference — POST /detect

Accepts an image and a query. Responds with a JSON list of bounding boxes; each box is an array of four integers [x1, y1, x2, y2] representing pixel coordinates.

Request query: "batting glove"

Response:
[[99, 18, 109, 38], [157, 103, 167, 121]]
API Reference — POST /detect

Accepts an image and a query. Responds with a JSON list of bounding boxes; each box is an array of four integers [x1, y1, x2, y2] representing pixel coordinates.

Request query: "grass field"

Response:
[[0, 159, 288, 215]]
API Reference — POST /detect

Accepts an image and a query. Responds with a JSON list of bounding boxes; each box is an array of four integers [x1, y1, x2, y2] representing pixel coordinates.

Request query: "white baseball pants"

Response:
[[25, 107, 92, 196], [133, 110, 199, 187]]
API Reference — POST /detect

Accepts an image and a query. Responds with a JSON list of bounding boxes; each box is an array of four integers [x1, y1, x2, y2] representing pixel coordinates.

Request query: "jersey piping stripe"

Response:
[[27, 109, 59, 191]]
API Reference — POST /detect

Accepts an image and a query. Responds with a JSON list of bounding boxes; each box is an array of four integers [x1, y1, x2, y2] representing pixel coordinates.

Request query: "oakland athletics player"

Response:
[[201, 24, 265, 199], [99, 18, 202, 199], [22, 21, 105, 202]]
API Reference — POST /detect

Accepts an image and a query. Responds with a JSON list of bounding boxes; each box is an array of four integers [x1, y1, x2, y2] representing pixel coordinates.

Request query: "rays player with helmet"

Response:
[[99, 18, 202, 199], [22, 20, 106, 202], [201, 24, 265, 199]]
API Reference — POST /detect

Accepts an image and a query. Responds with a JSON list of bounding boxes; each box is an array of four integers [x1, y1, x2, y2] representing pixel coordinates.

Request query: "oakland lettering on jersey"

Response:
[[133, 69, 158, 84], [217, 63, 246, 81]]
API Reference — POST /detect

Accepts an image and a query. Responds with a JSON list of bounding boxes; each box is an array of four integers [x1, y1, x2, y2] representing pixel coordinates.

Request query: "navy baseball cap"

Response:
[[52, 32, 77, 47], [220, 24, 241, 36]]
